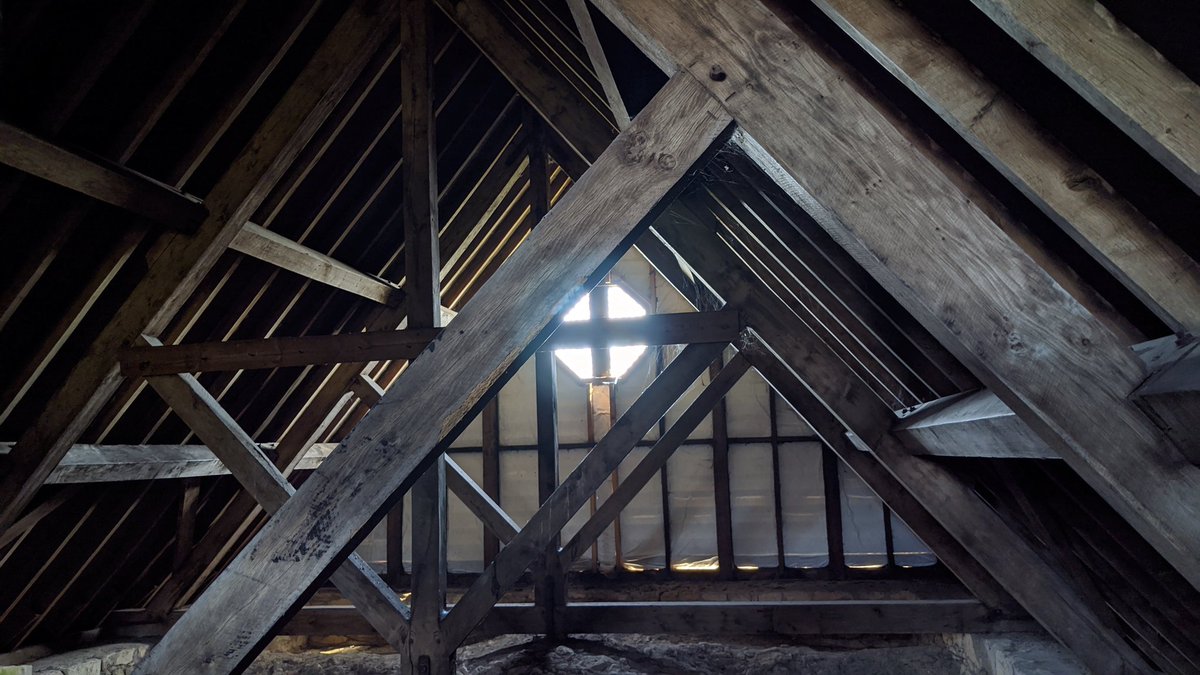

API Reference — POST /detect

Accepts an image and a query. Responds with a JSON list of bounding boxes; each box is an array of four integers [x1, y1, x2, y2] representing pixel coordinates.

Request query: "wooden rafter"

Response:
[[590, 0, 1200, 596], [566, 0, 631, 130]]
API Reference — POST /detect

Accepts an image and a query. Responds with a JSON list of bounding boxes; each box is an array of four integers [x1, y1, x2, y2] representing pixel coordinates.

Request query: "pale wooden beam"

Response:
[[134, 73, 733, 674], [559, 354, 750, 569], [966, 0, 1200, 196], [0, 121, 207, 230], [591, 0, 1200, 593], [893, 390, 1059, 460], [140, 339, 411, 653], [118, 310, 739, 377], [0, 0, 402, 539], [229, 222, 403, 305], [442, 342, 727, 649], [808, 0, 1200, 333], [566, 0, 631, 130], [444, 455, 520, 544]]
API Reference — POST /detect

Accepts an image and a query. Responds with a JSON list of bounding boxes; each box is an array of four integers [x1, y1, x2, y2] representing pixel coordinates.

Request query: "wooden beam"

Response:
[[709, 357, 735, 579], [592, 0, 1200, 592], [807, 0, 1200, 333], [442, 342, 726, 649], [1133, 337, 1200, 464], [820, 445, 846, 577], [114, 598, 1034, 639], [120, 329, 441, 378], [228, 222, 402, 305], [559, 353, 750, 569], [444, 455, 519, 544], [140, 344, 411, 653], [966, 0, 1200, 196], [481, 399, 501, 565], [433, 0, 615, 166], [644, 214, 1155, 670], [135, 74, 732, 673], [118, 310, 738, 377], [0, 121, 206, 230], [893, 390, 1059, 460], [0, 0, 401, 539], [566, 0, 631, 130], [533, 350, 565, 635]]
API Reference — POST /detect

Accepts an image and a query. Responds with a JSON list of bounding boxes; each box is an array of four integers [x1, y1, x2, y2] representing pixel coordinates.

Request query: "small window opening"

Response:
[[554, 283, 647, 382]]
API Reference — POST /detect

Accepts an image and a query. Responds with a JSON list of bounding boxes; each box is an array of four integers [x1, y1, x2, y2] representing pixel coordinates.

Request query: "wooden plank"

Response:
[[808, 0, 1200, 333], [966, 0, 1200, 196], [566, 0, 631, 130], [709, 357, 736, 579], [140, 351, 411, 653], [442, 342, 726, 649], [120, 329, 440, 378], [119, 310, 738, 377], [433, 0, 615, 167], [0, 488, 79, 552], [135, 74, 732, 673], [481, 399, 501, 565], [893, 390, 1059, 460], [114, 598, 1032, 639], [559, 354, 750, 569], [591, 0, 1200, 592], [444, 455, 519, 544], [229, 222, 402, 305], [533, 350, 565, 636], [820, 445, 846, 577], [0, 121, 206, 230], [1133, 338, 1200, 464], [0, 0, 402, 538]]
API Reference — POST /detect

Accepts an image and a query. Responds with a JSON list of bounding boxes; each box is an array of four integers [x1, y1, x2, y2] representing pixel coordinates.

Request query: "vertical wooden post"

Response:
[[768, 389, 786, 574], [172, 480, 200, 572], [481, 399, 501, 566], [401, 0, 449, 671], [656, 348, 673, 574], [821, 444, 846, 578], [710, 358, 735, 579]]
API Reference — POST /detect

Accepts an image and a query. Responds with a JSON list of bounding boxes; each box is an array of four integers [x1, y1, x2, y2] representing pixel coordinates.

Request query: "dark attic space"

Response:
[[1, 0, 1198, 673]]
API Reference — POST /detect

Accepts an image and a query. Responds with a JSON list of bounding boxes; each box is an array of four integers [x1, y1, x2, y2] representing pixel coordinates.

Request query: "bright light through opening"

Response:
[[555, 285, 647, 381]]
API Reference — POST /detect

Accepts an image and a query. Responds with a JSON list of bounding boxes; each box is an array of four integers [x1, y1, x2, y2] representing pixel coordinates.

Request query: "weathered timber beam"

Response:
[[229, 222, 403, 305], [893, 390, 1058, 460], [566, 0, 630, 130], [442, 342, 727, 649], [590, 0, 1200, 593], [965, 0, 1200, 196], [559, 354, 750, 569], [444, 455, 520, 544], [140, 349, 411, 652], [0, 121, 207, 230], [0, 0, 401, 539], [1133, 337, 1200, 464], [646, 212, 1150, 672], [114, 599, 1033, 639], [118, 310, 739, 377], [134, 74, 733, 673], [807, 0, 1200, 333]]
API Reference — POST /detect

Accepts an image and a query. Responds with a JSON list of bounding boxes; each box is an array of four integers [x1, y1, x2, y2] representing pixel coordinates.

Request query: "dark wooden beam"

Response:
[[229, 223, 403, 305], [481, 399, 501, 566], [0, 121, 206, 230], [709, 357, 736, 579], [118, 310, 739, 377], [1133, 337, 1200, 464], [593, 0, 1200, 593], [113, 598, 1033, 639], [444, 456, 519, 544], [808, 0, 1200, 333], [821, 445, 846, 578], [0, 0, 402, 539], [442, 342, 727, 649], [135, 74, 732, 672]]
